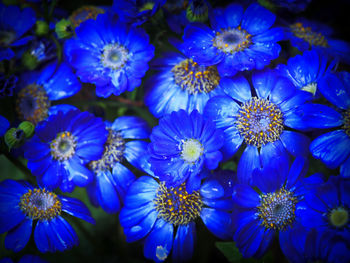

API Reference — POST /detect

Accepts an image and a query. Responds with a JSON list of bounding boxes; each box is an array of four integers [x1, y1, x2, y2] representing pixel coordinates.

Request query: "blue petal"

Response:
[[259, 140, 289, 171], [172, 222, 196, 262], [221, 126, 244, 159], [111, 116, 151, 139], [241, 3, 276, 35], [95, 170, 120, 213], [40, 159, 62, 189], [123, 209, 158, 242], [286, 156, 308, 189], [123, 176, 158, 208], [269, 76, 296, 105], [0, 115, 9, 136], [112, 162, 136, 196], [232, 184, 260, 208], [200, 179, 224, 199], [253, 165, 283, 193], [144, 219, 174, 262], [65, 156, 94, 187], [60, 196, 95, 224], [252, 27, 284, 43], [252, 69, 276, 99], [237, 146, 261, 184], [211, 4, 243, 31], [278, 90, 312, 114], [204, 150, 222, 170], [279, 225, 305, 263], [5, 218, 32, 252], [48, 105, 78, 116], [280, 131, 310, 157], [340, 156, 350, 178], [124, 141, 150, 171], [221, 75, 251, 103], [201, 208, 232, 239], [120, 202, 155, 228], [310, 130, 350, 169], [0, 48, 14, 61], [319, 72, 350, 110], [241, 224, 266, 258]]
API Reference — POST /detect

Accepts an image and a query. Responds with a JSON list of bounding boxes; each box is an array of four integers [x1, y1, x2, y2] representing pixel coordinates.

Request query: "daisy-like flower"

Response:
[[299, 71, 350, 178], [64, 13, 154, 98], [144, 42, 227, 117], [87, 116, 151, 213], [295, 176, 350, 263], [0, 179, 95, 253], [24, 109, 108, 192], [112, 0, 166, 26], [119, 170, 233, 262], [0, 3, 36, 61], [148, 110, 224, 192], [16, 61, 81, 125], [204, 69, 312, 184], [232, 157, 322, 261], [276, 49, 334, 96], [285, 18, 350, 64], [181, 3, 283, 77]]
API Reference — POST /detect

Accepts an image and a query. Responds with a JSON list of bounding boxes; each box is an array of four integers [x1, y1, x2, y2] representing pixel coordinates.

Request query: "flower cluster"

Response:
[[0, 0, 349, 262]]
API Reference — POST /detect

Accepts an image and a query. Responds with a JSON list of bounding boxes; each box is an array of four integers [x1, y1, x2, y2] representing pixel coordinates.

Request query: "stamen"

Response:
[[19, 188, 62, 221], [301, 82, 317, 95], [328, 207, 349, 229], [290, 22, 328, 48], [101, 44, 129, 70], [235, 97, 284, 148], [180, 139, 203, 163], [257, 187, 298, 231], [50, 131, 77, 161], [213, 26, 252, 53], [343, 109, 350, 137], [16, 84, 50, 125], [89, 129, 125, 173], [172, 59, 220, 94], [154, 182, 203, 226]]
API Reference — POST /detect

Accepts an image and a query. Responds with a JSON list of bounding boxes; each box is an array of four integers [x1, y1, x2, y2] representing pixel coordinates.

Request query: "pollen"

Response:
[[19, 188, 62, 221], [172, 59, 220, 94], [89, 129, 125, 173], [235, 97, 284, 148], [213, 26, 252, 54], [290, 22, 329, 48], [180, 138, 204, 163], [101, 43, 129, 70], [257, 187, 298, 231], [50, 131, 77, 161], [16, 84, 50, 125], [154, 182, 203, 226]]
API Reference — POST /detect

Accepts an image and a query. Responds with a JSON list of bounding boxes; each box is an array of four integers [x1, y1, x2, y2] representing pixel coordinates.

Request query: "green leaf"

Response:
[[216, 242, 242, 263]]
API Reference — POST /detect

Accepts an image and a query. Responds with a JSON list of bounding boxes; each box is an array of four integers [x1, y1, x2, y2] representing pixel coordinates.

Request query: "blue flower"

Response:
[[144, 43, 227, 117], [0, 4, 36, 61], [270, 0, 312, 12], [0, 73, 17, 98], [295, 176, 350, 263], [299, 71, 350, 178], [112, 0, 166, 26], [16, 61, 81, 125], [276, 49, 334, 96], [181, 3, 283, 77], [119, 171, 233, 262], [285, 19, 350, 64], [24, 109, 108, 192], [231, 157, 322, 261], [86, 116, 151, 213], [0, 179, 95, 253], [149, 109, 224, 192], [204, 69, 312, 184], [64, 13, 154, 97]]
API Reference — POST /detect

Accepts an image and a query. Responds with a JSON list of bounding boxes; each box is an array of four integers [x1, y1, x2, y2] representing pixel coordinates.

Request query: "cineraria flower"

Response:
[[69, 5, 105, 29], [112, 0, 166, 26], [295, 176, 350, 263], [276, 49, 334, 96], [0, 255, 48, 263], [24, 109, 108, 192], [144, 42, 227, 117], [87, 116, 151, 213], [0, 179, 95, 252], [299, 71, 350, 178], [0, 73, 17, 98], [269, 0, 312, 12], [0, 3, 36, 61], [149, 110, 224, 192], [231, 157, 322, 261], [182, 3, 283, 77], [16, 61, 81, 125], [64, 13, 154, 97], [119, 171, 233, 262], [285, 18, 350, 64], [204, 69, 312, 184]]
